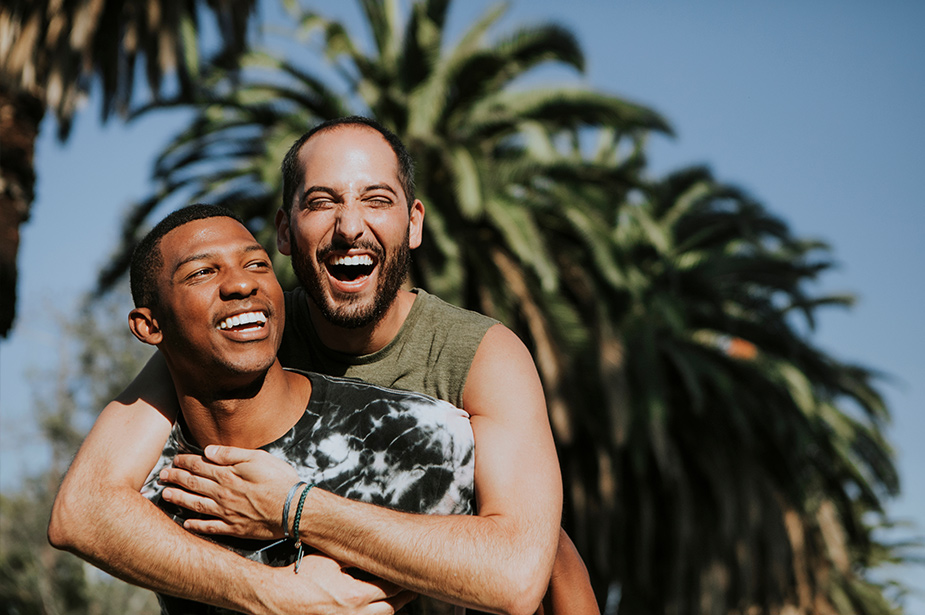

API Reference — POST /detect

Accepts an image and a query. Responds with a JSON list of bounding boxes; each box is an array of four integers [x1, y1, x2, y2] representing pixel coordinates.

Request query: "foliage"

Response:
[[0, 290, 157, 615], [83, 1, 912, 613], [594, 165, 905, 614], [0, 0, 257, 137], [0, 0, 260, 338]]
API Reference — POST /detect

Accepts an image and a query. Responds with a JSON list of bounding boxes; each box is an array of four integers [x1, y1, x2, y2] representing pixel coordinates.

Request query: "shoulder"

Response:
[[463, 324, 546, 419], [413, 289, 499, 330], [472, 323, 533, 365], [406, 289, 500, 365]]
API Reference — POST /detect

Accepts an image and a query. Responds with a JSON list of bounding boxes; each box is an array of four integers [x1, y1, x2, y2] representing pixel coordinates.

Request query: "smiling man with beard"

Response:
[[49, 118, 598, 615], [282, 123, 418, 333]]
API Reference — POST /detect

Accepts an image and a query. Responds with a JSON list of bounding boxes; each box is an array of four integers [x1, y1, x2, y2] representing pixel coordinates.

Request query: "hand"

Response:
[[263, 553, 416, 615], [159, 445, 299, 539]]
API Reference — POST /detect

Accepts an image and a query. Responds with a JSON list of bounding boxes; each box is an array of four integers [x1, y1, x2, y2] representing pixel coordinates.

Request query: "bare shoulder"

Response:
[[471, 324, 539, 369], [463, 324, 546, 421]]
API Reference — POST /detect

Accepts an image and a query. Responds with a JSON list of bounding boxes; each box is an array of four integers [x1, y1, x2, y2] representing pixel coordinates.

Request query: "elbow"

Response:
[[493, 550, 554, 615], [500, 599, 540, 615], [47, 484, 87, 552], [499, 573, 548, 615]]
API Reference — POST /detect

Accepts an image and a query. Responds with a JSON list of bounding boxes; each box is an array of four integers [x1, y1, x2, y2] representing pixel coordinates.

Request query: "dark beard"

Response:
[[290, 231, 410, 330]]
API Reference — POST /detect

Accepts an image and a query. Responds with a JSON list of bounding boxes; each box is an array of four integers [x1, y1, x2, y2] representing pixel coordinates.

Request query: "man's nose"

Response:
[[333, 203, 365, 244], [220, 268, 258, 298]]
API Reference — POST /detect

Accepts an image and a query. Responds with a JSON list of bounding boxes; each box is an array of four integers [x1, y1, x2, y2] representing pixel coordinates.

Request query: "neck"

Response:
[[172, 362, 311, 449], [309, 289, 417, 355]]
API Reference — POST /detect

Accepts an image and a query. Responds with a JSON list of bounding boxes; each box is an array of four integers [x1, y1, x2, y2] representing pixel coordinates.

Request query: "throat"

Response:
[[178, 368, 312, 449], [308, 289, 417, 355]]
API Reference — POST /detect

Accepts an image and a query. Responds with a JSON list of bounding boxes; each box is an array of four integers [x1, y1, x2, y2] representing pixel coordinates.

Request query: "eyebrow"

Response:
[[299, 183, 399, 206], [363, 184, 398, 196], [174, 244, 267, 271]]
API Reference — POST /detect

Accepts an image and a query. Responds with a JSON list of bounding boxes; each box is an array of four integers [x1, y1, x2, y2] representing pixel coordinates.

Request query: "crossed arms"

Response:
[[49, 325, 569, 615]]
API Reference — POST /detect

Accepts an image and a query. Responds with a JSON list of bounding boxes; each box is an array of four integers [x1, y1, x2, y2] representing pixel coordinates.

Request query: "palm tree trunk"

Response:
[[0, 84, 44, 337]]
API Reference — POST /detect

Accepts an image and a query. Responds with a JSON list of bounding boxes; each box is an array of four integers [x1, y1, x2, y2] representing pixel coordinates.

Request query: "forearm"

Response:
[[46, 361, 277, 615], [298, 488, 556, 615], [49, 481, 276, 613], [537, 529, 599, 615]]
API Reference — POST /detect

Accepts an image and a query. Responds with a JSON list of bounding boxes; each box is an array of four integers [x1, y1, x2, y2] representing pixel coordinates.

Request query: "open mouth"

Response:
[[326, 253, 376, 282], [218, 311, 268, 332]]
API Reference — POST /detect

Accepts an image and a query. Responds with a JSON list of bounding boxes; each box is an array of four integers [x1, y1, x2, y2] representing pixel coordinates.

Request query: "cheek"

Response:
[[369, 211, 411, 241], [293, 215, 332, 252]]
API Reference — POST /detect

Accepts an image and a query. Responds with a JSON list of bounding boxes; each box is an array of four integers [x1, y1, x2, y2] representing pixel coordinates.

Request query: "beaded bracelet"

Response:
[[292, 483, 314, 574]]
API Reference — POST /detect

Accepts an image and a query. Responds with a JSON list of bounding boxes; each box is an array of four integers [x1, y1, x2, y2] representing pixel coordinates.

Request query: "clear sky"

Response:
[[1, 0, 922, 610]]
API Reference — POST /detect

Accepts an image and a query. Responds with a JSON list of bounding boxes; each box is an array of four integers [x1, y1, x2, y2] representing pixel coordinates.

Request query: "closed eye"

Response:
[[307, 198, 335, 210]]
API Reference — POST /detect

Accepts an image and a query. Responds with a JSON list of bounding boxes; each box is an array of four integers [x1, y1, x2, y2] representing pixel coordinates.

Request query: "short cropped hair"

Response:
[[130, 204, 244, 308], [280, 116, 416, 214]]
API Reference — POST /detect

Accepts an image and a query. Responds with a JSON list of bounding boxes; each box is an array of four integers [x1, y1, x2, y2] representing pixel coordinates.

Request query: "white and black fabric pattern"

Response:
[[141, 370, 475, 615]]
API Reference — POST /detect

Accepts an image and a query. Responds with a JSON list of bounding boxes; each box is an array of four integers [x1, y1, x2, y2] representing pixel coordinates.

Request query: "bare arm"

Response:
[[537, 530, 600, 615], [47, 354, 407, 615], [162, 325, 563, 615]]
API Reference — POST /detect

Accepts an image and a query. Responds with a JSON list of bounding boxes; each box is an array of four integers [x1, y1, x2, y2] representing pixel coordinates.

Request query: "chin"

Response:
[[319, 294, 385, 329]]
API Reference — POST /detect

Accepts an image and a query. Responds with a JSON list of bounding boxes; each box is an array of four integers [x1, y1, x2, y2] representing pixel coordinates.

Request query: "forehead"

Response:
[[159, 217, 260, 269], [297, 126, 400, 184]]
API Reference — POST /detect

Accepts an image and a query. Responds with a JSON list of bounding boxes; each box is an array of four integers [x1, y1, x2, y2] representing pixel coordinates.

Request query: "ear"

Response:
[[275, 208, 292, 256], [128, 307, 163, 346], [408, 199, 425, 250]]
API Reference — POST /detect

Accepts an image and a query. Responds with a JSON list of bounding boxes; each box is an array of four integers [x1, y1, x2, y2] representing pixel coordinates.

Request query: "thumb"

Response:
[[203, 444, 255, 465]]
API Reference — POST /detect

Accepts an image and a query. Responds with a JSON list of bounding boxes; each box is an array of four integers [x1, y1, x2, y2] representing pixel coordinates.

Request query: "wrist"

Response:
[[242, 565, 294, 615], [205, 557, 279, 615], [293, 487, 339, 550]]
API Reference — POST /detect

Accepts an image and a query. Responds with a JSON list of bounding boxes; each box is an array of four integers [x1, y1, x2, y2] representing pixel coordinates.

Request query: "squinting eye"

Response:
[[307, 199, 334, 210], [184, 268, 212, 282]]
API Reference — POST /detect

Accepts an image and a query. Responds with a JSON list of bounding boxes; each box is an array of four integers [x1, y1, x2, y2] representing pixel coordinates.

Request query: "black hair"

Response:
[[130, 204, 244, 308], [280, 116, 416, 214]]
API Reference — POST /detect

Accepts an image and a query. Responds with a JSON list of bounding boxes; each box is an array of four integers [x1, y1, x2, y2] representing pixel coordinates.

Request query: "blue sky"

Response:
[[1, 1, 922, 609]]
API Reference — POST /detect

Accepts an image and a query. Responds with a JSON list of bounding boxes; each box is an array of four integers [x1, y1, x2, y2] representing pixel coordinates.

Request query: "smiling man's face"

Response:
[[277, 125, 424, 329], [152, 217, 284, 386]]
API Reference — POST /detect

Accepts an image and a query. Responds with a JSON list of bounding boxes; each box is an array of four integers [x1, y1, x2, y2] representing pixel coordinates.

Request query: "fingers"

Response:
[[171, 453, 225, 480], [161, 486, 221, 517], [159, 465, 221, 499], [181, 517, 237, 536], [386, 590, 416, 612], [348, 571, 404, 597], [361, 590, 416, 615], [204, 444, 257, 465]]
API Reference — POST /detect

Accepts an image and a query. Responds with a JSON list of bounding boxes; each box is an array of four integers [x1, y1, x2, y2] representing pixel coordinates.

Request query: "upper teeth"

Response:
[[331, 254, 373, 266], [219, 312, 267, 329]]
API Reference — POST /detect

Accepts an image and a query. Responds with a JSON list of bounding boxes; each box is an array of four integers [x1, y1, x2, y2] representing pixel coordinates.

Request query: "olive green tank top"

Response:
[[278, 287, 499, 409]]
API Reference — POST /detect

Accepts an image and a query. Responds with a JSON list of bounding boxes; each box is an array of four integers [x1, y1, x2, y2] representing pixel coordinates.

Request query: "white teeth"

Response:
[[331, 254, 373, 266], [219, 311, 267, 330]]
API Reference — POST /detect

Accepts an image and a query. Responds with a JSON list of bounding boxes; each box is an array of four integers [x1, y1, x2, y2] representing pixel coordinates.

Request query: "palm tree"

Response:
[[0, 0, 258, 337], [95, 1, 903, 613], [591, 165, 901, 613]]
